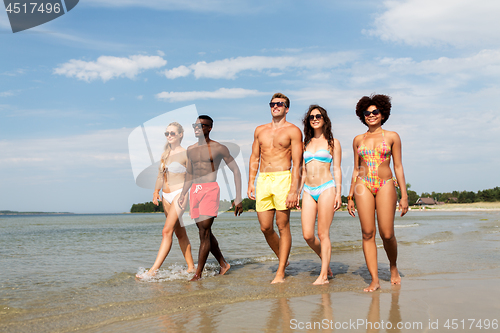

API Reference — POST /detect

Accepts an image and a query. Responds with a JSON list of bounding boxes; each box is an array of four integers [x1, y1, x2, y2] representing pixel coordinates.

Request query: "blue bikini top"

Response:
[[304, 149, 332, 164]]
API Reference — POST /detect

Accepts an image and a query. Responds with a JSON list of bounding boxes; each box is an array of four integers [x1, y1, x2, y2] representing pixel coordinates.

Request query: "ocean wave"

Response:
[[395, 223, 419, 228]]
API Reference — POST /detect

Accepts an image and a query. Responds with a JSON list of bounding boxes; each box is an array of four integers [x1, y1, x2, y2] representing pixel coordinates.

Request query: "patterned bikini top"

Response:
[[357, 130, 392, 165], [304, 149, 333, 164]]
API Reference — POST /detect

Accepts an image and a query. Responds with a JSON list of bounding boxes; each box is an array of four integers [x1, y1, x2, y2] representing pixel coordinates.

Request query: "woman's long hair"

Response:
[[160, 122, 184, 172], [302, 105, 334, 153]]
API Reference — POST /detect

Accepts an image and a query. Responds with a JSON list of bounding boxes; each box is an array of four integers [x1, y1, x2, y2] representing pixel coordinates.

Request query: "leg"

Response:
[[375, 180, 400, 285], [314, 187, 336, 285], [257, 210, 280, 258], [272, 209, 291, 284], [301, 192, 320, 257], [190, 216, 230, 281], [171, 194, 194, 272], [136, 199, 176, 278], [354, 180, 379, 292]]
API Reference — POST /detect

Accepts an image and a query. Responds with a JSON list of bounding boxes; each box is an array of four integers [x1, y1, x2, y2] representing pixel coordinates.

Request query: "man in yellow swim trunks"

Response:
[[247, 92, 303, 284]]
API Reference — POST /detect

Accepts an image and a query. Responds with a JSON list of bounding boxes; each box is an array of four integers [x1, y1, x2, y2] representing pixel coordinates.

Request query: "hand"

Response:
[[399, 196, 409, 217], [347, 199, 356, 217], [295, 194, 301, 210], [333, 195, 342, 211], [178, 194, 186, 209], [286, 192, 298, 209], [232, 201, 243, 216], [153, 192, 160, 206], [247, 184, 256, 200]]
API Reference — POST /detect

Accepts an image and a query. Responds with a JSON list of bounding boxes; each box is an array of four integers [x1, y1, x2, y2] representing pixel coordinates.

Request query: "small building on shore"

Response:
[[416, 197, 437, 206]]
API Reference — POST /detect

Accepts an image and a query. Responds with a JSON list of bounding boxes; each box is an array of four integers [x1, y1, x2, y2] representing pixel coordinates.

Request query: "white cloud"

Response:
[[0, 129, 131, 169], [156, 88, 266, 102], [54, 55, 167, 82], [366, 0, 500, 47], [381, 49, 500, 76], [163, 52, 357, 79], [0, 91, 15, 97], [164, 65, 192, 79]]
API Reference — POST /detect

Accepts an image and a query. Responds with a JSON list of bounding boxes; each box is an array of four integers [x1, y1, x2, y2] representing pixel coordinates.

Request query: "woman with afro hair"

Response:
[[347, 94, 408, 292]]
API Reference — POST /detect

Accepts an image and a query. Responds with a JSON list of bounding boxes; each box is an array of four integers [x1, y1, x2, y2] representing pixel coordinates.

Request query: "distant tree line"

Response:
[[131, 186, 500, 212], [419, 186, 500, 204]]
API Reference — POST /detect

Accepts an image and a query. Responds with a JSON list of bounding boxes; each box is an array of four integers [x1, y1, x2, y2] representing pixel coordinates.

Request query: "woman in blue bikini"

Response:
[[300, 105, 342, 285], [347, 94, 408, 292], [137, 122, 195, 279]]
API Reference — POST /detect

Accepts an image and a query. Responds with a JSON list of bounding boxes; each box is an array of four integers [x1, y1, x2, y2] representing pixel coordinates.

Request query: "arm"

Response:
[[286, 126, 303, 209], [332, 138, 342, 211], [153, 166, 164, 206], [247, 128, 260, 200], [178, 148, 193, 209], [347, 136, 360, 217], [222, 146, 243, 216], [391, 132, 409, 216], [297, 143, 306, 210]]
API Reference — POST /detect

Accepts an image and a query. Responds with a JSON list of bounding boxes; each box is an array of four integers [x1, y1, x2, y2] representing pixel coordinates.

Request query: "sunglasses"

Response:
[[364, 109, 381, 117], [164, 131, 178, 137], [308, 114, 323, 121], [192, 123, 210, 129], [269, 102, 287, 108]]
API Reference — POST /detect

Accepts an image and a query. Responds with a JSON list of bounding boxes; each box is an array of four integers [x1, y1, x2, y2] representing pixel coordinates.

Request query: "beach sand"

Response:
[[89, 269, 500, 332]]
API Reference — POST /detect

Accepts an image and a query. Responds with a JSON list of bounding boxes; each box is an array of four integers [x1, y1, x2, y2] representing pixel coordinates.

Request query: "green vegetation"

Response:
[[130, 186, 500, 212], [419, 186, 500, 204]]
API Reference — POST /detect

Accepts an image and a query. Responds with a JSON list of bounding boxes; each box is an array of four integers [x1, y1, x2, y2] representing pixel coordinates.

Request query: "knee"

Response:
[[362, 230, 376, 241], [198, 228, 210, 239], [162, 227, 174, 238], [380, 232, 395, 242], [303, 232, 315, 244], [260, 225, 274, 235], [317, 230, 330, 242]]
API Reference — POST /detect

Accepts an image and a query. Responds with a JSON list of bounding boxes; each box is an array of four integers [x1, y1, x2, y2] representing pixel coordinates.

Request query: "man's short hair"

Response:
[[270, 92, 290, 108], [198, 115, 214, 127]]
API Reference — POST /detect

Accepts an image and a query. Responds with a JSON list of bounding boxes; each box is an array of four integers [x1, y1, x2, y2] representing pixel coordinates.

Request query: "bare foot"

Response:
[[189, 273, 201, 282], [363, 281, 380, 292], [327, 266, 333, 278], [219, 262, 231, 275], [390, 266, 401, 285], [271, 275, 286, 284], [187, 266, 195, 273], [313, 276, 329, 285], [136, 269, 156, 279]]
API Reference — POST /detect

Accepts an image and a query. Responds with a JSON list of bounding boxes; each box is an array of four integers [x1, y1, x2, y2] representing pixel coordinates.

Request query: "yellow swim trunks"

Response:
[[256, 170, 291, 212]]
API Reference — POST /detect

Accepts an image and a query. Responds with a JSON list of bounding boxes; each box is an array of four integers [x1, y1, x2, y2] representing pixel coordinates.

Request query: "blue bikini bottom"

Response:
[[303, 179, 335, 202]]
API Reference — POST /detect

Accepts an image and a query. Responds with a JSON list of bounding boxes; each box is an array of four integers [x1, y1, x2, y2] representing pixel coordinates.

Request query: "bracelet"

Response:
[[347, 196, 354, 201]]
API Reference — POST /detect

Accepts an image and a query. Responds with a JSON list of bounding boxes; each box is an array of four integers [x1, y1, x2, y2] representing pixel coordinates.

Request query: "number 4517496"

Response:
[[444, 319, 498, 330], [5, 2, 61, 14]]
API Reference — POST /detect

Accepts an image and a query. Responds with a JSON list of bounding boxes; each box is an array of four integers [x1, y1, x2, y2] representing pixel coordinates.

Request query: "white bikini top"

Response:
[[163, 161, 187, 174]]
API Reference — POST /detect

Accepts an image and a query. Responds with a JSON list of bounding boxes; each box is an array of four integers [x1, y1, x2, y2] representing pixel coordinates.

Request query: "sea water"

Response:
[[1, 211, 499, 332]]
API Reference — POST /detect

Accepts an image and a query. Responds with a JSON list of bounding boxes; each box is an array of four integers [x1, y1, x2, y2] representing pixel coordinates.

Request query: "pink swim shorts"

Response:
[[189, 182, 220, 219]]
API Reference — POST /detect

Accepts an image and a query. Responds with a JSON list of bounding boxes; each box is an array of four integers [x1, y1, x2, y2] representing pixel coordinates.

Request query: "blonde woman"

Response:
[[300, 105, 342, 285], [137, 122, 195, 278]]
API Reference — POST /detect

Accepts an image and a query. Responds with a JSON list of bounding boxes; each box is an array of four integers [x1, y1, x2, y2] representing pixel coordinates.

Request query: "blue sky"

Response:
[[1, 0, 499, 213]]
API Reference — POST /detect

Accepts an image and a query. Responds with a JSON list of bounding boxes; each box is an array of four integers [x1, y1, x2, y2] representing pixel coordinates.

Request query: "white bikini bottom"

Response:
[[162, 188, 182, 204]]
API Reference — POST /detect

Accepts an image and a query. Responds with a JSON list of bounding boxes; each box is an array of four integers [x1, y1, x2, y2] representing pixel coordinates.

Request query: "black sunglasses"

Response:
[[164, 131, 177, 137], [192, 123, 210, 129], [364, 109, 381, 117], [269, 102, 287, 108], [308, 114, 323, 121]]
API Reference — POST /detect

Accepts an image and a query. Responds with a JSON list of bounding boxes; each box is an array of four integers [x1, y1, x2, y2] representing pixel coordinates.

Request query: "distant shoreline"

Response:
[[411, 201, 500, 211], [0, 211, 74, 215]]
